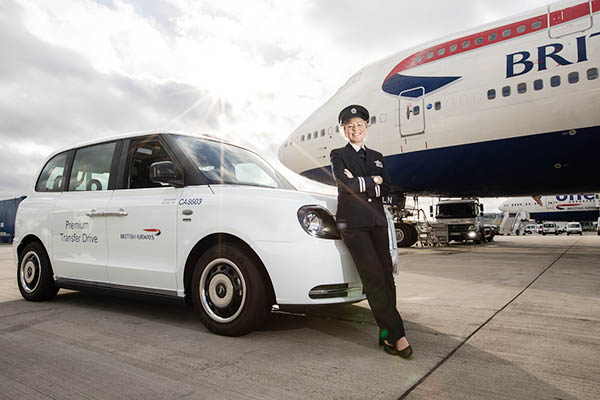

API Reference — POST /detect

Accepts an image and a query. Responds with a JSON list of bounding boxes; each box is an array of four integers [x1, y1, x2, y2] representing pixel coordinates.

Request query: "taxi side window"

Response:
[[36, 152, 68, 192], [68, 142, 116, 191], [128, 139, 177, 189]]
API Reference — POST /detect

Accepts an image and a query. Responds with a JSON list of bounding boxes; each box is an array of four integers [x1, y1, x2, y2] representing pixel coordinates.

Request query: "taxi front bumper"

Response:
[[253, 237, 365, 305]]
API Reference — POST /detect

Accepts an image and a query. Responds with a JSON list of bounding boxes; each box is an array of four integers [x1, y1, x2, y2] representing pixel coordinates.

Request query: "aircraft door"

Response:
[[548, 0, 593, 39], [399, 87, 425, 136]]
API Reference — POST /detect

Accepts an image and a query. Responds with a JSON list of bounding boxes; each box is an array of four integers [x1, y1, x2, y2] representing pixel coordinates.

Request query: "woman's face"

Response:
[[343, 117, 367, 145]]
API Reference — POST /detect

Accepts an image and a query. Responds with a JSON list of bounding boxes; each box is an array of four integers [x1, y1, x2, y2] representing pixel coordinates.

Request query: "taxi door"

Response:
[[51, 141, 119, 282], [105, 136, 182, 294]]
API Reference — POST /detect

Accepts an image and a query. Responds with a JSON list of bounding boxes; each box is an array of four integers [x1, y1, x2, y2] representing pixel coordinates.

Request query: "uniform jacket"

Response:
[[330, 143, 392, 230]]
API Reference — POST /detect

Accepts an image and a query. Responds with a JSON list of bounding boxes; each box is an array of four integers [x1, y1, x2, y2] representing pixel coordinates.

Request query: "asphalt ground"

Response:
[[1, 234, 599, 400]]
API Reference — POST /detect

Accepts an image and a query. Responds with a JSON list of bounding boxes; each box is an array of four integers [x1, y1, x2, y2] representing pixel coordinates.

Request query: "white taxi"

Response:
[[14, 131, 397, 336]]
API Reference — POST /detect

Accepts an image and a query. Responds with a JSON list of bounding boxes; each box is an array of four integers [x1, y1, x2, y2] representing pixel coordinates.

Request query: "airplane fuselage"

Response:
[[499, 193, 600, 221], [279, 1, 600, 197]]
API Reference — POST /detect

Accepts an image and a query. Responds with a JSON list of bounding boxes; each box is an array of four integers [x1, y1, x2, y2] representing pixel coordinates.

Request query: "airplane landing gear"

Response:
[[395, 222, 418, 248]]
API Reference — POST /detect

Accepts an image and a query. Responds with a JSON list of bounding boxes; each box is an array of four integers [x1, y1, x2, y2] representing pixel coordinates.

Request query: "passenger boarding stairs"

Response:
[[499, 210, 529, 235]]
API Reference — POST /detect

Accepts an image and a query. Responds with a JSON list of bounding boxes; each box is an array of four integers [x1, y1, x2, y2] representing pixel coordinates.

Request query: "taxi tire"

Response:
[[191, 244, 269, 336], [17, 242, 58, 301]]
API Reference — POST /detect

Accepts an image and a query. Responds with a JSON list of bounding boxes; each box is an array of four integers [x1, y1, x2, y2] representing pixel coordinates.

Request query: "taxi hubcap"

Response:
[[20, 251, 41, 294], [200, 258, 246, 323]]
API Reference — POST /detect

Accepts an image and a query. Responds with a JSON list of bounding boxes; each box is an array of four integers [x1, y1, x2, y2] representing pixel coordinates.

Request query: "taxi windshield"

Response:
[[174, 135, 295, 190]]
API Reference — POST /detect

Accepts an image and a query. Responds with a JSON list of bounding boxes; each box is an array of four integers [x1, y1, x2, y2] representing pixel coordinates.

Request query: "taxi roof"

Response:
[[45, 130, 233, 161]]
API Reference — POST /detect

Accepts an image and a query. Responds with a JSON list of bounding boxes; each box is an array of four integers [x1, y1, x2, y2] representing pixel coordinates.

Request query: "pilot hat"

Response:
[[338, 104, 369, 125]]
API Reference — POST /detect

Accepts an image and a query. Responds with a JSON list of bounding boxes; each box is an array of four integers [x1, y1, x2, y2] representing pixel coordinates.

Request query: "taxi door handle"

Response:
[[86, 209, 128, 217], [103, 209, 128, 217]]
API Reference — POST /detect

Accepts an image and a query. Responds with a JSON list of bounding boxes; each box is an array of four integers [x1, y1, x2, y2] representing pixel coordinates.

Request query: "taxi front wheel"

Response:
[[191, 243, 270, 336], [17, 242, 58, 301]]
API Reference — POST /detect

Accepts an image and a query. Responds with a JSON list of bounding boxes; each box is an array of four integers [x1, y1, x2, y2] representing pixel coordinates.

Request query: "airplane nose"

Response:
[[277, 142, 287, 165]]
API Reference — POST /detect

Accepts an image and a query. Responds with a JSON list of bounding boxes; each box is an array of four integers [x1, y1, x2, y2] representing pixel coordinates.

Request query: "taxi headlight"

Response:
[[297, 206, 340, 239]]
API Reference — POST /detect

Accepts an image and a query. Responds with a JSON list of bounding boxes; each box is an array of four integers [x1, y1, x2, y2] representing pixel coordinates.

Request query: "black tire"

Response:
[[191, 243, 270, 336], [395, 223, 418, 248], [480, 228, 488, 243], [17, 241, 58, 301]]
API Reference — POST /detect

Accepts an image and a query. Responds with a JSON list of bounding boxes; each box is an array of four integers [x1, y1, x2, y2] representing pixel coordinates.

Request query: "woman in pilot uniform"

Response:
[[330, 104, 412, 358]]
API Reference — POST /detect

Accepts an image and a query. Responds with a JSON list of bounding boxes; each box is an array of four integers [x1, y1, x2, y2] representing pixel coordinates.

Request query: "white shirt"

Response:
[[349, 142, 365, 152]]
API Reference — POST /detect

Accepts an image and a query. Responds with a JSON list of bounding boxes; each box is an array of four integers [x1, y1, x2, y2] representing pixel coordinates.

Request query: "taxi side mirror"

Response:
[[149, 161, 184, 187]]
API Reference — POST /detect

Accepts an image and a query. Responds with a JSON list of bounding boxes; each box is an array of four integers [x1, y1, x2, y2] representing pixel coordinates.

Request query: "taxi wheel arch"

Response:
[[17, 239, 58, 301], [185, 234, 275, 336]]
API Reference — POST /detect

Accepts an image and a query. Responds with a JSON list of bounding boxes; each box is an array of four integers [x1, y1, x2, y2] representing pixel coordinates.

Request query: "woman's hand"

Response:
[[344, 169, 354, 179]]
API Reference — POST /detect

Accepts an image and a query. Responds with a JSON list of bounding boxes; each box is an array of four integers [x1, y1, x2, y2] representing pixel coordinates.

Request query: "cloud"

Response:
[[0, 0, 238, 198], [305, 0, 555, 61], [1, 0, 556, 208]]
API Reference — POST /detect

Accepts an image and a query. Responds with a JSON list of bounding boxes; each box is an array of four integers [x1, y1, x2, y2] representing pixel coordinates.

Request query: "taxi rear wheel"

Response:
[[17, 242, 58, 301], [191, 244, 270, 336]]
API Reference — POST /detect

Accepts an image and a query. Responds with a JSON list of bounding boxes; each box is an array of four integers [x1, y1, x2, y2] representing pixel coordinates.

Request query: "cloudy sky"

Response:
[[0, 0, 555, 210]]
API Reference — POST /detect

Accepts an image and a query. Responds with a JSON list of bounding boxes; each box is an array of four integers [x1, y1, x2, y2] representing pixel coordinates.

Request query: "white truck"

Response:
[[431, 199, 494, 244]]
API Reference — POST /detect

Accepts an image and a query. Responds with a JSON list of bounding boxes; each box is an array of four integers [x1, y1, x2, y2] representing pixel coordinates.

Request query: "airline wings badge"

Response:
[[374, 160, 383, 168]]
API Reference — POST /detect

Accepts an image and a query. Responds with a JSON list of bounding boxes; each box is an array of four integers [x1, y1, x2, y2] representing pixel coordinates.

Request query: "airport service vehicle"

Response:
[[0, 197, 26, 243], [566, 221, 583, 235], [279, 0, 600, 246], [14, 131, 398, 336], [524, 224, 537, 234], [556, 221, 569, 233], [542, 222, 559, 235], [432, 199, 493, 243]]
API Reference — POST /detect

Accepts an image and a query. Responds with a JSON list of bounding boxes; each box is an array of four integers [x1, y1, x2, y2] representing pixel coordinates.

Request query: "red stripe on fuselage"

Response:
[[384, 0, 599, 83]]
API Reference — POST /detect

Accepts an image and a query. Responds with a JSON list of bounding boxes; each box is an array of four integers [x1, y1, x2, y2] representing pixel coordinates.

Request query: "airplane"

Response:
[[499, 193, 600, 221], [278, 0, 600, 200]]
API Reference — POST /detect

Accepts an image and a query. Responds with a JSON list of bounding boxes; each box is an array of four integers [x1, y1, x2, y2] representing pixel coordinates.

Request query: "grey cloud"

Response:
[[0, 153, 38, 199], [306, 0, 552, 60], [0, 1, 235, 198], [92, 0, 182, 36]]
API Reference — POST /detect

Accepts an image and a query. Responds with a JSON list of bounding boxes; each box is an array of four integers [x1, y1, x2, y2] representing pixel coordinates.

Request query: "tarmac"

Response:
[[0, 234, 599, 400]]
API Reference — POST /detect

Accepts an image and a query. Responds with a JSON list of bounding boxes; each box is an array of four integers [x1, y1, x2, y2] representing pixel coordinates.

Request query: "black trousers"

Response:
[[342, 226, 406, 343]]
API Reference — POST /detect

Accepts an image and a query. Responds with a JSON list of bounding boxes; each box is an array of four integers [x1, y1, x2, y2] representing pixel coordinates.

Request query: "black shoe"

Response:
[[383, 341, 413, 359]]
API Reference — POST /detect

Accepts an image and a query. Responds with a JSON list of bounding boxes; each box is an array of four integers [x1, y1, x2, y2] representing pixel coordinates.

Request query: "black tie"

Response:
[[359, 148, 366, 162]]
